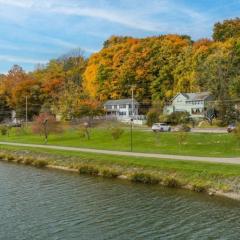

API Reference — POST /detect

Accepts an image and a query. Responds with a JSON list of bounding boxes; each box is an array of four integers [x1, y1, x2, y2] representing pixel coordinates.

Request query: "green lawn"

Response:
[[0, 127, 239, 157], [1, 144, 240, 192]]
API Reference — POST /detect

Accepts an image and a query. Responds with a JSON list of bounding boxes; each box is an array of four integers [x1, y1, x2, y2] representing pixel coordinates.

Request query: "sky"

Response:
[[0, 0, 240, 73]]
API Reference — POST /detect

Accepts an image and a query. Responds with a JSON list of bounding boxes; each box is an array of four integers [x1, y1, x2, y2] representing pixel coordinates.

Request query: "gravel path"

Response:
[[0, 141, 240, 165]]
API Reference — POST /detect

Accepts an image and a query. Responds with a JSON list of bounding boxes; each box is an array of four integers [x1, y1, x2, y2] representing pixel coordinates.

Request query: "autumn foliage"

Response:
[[0, 18, 240, 125], [32, 112, 63, 138]]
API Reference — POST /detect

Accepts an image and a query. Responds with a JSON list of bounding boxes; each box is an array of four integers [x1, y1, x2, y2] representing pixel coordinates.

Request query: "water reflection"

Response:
[[0, 162, 239, 240]]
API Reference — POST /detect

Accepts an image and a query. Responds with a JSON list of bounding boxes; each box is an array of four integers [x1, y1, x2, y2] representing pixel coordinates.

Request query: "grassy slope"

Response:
[[1, 144, 240, 193], [0, 127, 239, 157]]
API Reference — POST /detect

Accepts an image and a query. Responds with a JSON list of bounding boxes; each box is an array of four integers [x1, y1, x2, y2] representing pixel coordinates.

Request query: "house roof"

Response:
[[174, 92, 211, 101], [104, 98, 139, 106], [184, 92, 211, 101]]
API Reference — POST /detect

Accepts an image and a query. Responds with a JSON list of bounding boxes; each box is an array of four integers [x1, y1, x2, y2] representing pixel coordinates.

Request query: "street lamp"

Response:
[[130, 118, 133, 152], [43, 118, 48, 144]]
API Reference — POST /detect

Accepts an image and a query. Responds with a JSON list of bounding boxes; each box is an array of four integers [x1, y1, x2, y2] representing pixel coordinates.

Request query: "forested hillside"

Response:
[[1, 18, 240, 123]]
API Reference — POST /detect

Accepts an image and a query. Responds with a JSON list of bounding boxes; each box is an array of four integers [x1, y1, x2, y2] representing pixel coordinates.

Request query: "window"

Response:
[[119, 104, 126, 109], [119, 112, 126, 116], [191, 108, 203, 115], [129, 104, 132, 109]]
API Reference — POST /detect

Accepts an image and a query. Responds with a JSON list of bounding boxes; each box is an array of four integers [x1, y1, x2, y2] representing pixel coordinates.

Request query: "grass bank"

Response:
[[1, 145, 240, 200], [0, 126, 240, 157]]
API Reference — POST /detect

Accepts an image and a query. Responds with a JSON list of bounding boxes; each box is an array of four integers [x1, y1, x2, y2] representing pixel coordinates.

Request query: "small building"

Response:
[[104, 99, 139, 119], [163, 92, 213, 119]]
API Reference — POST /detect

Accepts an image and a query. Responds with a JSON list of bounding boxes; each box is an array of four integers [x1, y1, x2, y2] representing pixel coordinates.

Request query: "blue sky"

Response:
[[0, 0, 240, 73]]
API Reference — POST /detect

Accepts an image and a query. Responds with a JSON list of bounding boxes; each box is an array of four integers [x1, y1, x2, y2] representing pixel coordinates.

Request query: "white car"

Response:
[[152, 123, 171, 132]]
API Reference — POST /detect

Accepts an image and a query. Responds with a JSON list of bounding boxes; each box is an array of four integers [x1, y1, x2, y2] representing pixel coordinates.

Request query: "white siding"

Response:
[[164, 93, 209, 118]]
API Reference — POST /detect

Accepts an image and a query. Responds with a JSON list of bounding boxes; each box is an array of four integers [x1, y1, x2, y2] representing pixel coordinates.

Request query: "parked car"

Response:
[[152, 123, 171, 132], [227, 123, 236, 133]]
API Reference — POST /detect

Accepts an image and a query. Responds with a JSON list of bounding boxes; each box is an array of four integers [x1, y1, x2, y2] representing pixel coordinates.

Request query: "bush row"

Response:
[[0, 151, 210, 194], [0, 153, 49, 168]]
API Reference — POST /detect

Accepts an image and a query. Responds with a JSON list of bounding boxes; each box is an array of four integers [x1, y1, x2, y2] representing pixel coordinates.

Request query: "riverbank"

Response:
[[1, 145, 240, 201]]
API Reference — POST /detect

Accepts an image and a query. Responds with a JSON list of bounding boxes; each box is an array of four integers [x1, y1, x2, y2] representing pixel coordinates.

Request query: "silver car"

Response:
[[152, 123, 171, 132]]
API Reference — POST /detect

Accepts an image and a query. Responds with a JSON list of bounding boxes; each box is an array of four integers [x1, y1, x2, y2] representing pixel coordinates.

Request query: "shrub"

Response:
[[23, 157, 34, 165], [101, 168, 120, 178], [179, 124, 191, 132], [234, 123, 240, 144], [176, 132, 188, 146], [111, 127, 124, 140], [198, 120, 210, 128], [6, 155, 15, 161], [163, 177, 181, 188], [78, 127, 87, 138], [0, 154, 6, 160], [15, 127, 27, 136], [15, 158, 24, 164], [79, 165, 99, 176], [192, 183, 208, 193], [166, 112, 190, 125], [212, 119, 224, 127], [159, 114, 168, 123], [0, 125, 8, 135], [130, 172, 159, 184], [147, 109, 160, 126], [33, 159, 48, 168]]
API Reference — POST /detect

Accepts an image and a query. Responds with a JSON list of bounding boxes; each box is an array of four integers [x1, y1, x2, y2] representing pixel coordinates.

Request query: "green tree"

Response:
[[213, 18, 240, 41], [147, 109, 160, 126], [167, 112, 190, 125], [196, 40, 240, 125], [0, 95, 11, 123]]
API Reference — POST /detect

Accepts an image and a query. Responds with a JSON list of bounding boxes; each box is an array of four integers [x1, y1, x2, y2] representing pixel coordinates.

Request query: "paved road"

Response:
[[141, 127, 227, 133], [1, 141, 240, 165], [190, 128, 227, 133]]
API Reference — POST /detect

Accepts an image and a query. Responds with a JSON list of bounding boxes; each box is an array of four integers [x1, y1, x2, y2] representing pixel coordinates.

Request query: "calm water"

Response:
[[0, 162, 240, 240]]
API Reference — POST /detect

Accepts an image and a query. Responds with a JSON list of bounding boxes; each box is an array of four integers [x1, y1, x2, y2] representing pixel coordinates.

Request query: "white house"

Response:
[[163, 92, 213, 119], [104, 99, 139, 119]]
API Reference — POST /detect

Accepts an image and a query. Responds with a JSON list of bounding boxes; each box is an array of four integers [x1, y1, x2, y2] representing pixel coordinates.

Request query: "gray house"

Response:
[[104, 99, 139, 119], [163, 92, 213, 119]]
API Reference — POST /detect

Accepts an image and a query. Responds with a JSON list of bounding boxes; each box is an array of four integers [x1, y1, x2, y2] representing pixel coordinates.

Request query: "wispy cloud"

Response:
[[50, 6, 161, 32], [0, 0, 34, 8], [26, 35, 98, 54], [0, 0, 237, 73], [0, 54, 47, 64], [0, 0, 209, 33]]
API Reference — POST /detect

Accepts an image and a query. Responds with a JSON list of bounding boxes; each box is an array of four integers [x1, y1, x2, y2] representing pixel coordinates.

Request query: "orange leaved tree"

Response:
[[32, 112, 63, 144]]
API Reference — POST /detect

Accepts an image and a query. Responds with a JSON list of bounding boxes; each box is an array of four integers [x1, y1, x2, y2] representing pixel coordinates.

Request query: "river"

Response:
[[0, 162, 240, 240]]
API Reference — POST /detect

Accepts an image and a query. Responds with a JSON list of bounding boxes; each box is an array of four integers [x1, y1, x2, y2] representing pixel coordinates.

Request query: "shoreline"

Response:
[[34, 164, 240, 201], [0, 148, 239, 202], [47, 163, 240, 201]]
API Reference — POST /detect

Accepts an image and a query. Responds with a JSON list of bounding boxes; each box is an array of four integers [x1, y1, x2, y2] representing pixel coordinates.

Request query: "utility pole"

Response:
[[25, 96, 28, 128], [130, 85, 134, 152], [131, 86, 134, 118]]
